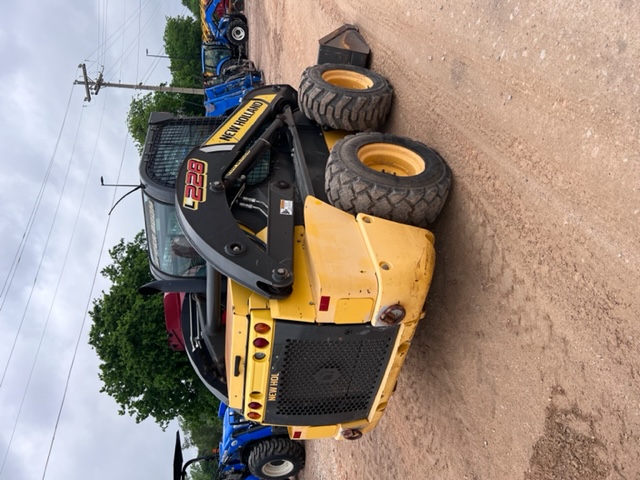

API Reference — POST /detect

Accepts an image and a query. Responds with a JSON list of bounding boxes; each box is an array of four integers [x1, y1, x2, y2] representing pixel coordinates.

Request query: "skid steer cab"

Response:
[[139, 29, 451, 441]]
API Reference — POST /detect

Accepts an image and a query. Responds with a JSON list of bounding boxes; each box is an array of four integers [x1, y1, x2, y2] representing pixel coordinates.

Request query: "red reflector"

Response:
[[293, 431, 302, 439], [247, 412, 260, 420], [254, 323, 271, 334], [319, 296, 330, 311], [248, 402, 262, 409], [253, 338, 269, 348]]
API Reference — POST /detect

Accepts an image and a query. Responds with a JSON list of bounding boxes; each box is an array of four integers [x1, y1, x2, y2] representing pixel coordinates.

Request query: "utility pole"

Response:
[[74, 63, 204, 101], [79, 63, 93, 102]]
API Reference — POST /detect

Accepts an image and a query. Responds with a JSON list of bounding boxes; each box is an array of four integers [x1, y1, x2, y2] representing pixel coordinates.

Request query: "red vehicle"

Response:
[[164, 292, 186, 351]]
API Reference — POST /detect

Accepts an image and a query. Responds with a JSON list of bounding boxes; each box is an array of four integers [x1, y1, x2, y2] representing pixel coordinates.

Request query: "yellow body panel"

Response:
[[363, 318, 420, 432], [224, 198, 436, 440], [356, 213, 435, 326], [225, 313, 249, 410], [321, 129, 350, 151], [303, 197, 378, 323], [243, 310, 275, 423], [225, 281, 253, 410], [333, 298, 374, 324], [248, 292, 269, 311], [268, 228, 316, 322], [288, 425, 341, 440]]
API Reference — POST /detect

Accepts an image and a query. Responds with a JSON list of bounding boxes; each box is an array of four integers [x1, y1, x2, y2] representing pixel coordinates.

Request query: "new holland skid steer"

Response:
[[139, 26, 451, 441]]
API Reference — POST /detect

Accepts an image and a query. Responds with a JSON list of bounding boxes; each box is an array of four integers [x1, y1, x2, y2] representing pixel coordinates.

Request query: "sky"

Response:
[[0, 1, 200, 479]]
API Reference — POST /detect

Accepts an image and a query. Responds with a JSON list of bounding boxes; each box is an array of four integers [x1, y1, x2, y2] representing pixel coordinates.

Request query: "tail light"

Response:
[[253, 338, 269, 348], [254, 323, 271, 334]]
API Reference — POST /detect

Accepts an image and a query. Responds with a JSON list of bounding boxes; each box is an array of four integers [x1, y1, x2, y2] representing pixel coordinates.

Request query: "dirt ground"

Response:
[[245, 1, 640, 479]]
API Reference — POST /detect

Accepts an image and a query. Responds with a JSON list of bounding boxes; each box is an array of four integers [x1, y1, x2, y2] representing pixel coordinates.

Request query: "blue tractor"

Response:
[[201, 40, 263, 116], [204, 69, 263, 117], [201, 0, 249, 49], [199, 0, 248, 86], [201, 41, 242, 84], [173, 403, 305, 480], [199, 3, 260, 118]]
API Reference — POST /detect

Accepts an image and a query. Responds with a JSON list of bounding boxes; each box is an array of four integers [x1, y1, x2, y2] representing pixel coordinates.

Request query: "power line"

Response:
[[86, 0, 153, 68], [0, 89, 87, 477], [0, 74, 79, 313], [101, 0, 165, 83], [136, 0, 142, 83], [119, 0, 126, 82], [0, 77, 82, 390], [40, 5, 174, 476], [41, 91, 125, 480], [1, 1, 180, 476]]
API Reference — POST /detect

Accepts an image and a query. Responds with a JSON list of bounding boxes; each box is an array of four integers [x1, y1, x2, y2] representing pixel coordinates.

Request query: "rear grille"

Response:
[[264, 322, 399, 426]]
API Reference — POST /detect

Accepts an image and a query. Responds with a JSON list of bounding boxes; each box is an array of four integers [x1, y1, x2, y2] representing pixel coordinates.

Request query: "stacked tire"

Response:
[[298, 63, 452, 227]]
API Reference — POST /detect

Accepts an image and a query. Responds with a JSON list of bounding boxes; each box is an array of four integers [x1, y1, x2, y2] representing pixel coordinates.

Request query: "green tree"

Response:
[[188, 460, 218, 480], [126, 15, 205, 152], [88, 231, 219, 428], [180, 415, 223, 454], [181, 0, 200, 18], [179, 414, 223, 480], [164, 15, 202, 87], [126, 91, 185, 151]]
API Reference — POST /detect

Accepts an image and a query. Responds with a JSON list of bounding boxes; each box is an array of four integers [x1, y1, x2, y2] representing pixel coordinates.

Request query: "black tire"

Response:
[[234, 12, 248, 23], [232, 0, 245, 12], [221, 60, 252, 77], [247, 438, 305, 480], [325, 132, 452, 227], [298, 63, 393, 131], [227, 18, 248, 45], [218, 58, 231, 75]]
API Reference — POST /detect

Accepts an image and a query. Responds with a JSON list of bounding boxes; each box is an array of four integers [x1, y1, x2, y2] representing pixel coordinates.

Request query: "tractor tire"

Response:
[[234, 12, 248, 24], [247, 438, 305, 480], [298, 63, 393, 131], [221, 60, 256, 77], [325, 132, 452, 227], [232, 0, 245, 12], [227, 19, 248, 46]]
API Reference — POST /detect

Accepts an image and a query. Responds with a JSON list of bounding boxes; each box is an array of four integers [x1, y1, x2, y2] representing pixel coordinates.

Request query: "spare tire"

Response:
[[325, 132, 452, 227], [298, 63, 393, 131]]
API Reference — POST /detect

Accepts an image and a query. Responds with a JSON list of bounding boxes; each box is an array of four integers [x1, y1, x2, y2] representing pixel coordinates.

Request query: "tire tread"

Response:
[[299, 65, 393, 131], [325, 133, 452, 227], [247, 437, 305, 480]]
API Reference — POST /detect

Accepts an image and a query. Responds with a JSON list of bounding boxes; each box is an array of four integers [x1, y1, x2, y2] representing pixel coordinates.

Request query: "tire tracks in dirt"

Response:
[[248, 1, 640, 478]]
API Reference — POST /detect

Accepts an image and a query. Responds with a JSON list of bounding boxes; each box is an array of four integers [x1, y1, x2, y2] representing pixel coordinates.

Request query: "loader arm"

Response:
[[175, 85, 329, 299]]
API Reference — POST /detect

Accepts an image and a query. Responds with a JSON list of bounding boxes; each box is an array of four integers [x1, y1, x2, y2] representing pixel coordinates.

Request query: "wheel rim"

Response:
[[321, 69, 374, 89], [357, 143, 426, 176], [261, 459, 295, 476], [231, 27, 246, 41]]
